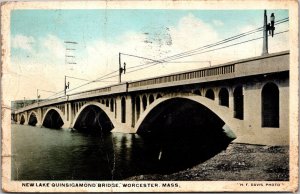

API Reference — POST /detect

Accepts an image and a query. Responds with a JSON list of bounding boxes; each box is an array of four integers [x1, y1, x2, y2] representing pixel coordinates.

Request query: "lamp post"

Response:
[[119, 53, 126, 83], [64, 75, 70, 96], [262, 10, 275, 55], [270, 13, 275, 37], [37, 89, 40, 104]]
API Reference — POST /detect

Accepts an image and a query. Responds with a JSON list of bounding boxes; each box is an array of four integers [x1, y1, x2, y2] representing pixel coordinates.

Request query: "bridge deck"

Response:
[[14, 51, 289, 114]]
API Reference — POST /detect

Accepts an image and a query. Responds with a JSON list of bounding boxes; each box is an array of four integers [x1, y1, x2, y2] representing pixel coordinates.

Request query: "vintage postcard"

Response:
[[1, 0, 299, 192]]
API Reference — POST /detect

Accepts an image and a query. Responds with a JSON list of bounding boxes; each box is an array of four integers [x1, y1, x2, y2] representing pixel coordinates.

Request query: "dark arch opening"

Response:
[[131, 96, 136, 127], [262, 82, 279, 127], [101, 99, 105, 104], [219, 88, 229, 107], [205, 89, 215, 100], [20, 115, 25, 125], [193, 90, 201, 96], [136, 97, 141, 120], [110, 98, 114, 112], [136, 98, 235, 174], [149, 95, 154, 105], [234, 86, 244, 120], [74, 105, 114, 134], [156, 94, 162, 99], [42, 109, 64, 129], [142, 95, 147, 111], [105, 99, 109, 107], [28, 113, 37, 126], [121, 97, 126, 123]]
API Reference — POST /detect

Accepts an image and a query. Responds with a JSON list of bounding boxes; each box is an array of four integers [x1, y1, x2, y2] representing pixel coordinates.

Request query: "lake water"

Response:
[[12, 124, 231, 180]]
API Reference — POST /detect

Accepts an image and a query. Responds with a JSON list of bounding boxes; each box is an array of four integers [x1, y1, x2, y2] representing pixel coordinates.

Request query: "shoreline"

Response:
[[126, 143, 289, 181]]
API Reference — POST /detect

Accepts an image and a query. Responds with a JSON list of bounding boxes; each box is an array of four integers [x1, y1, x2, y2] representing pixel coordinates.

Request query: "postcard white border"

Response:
[[1, 0, 298, 192]]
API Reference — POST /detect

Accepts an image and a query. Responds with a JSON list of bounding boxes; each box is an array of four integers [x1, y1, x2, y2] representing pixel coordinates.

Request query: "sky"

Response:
[[10, 9, 289, 100]]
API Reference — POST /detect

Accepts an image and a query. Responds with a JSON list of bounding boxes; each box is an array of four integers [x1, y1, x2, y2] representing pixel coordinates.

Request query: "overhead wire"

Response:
[[57, 25, 289, 97], [46, 17, 289, 99], [125, 30, 289, 75], [126, 17, 289, 71]]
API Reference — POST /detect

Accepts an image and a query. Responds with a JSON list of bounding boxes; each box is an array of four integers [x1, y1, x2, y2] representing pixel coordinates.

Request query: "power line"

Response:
[[120, 53, 211, 65], [46, 18, 289, 99], [121, 24, 274, 67], [66, 75, 117, 82], [58, 26, 289, 97], [126, 18, 289, 71], [159, 17, 288, 63], [125, 30, 289, 75], [38, 89, 56, 93], [61, 70, 120, 95], [45, 90, 65, 99], [44, 70, 120, 100], [120, 52, 162, 63], [126, 28, 262, 70]]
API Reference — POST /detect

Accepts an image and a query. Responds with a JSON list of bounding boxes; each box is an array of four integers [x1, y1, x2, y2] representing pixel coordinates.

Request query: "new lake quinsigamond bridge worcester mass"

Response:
[[11, 51, 289, 180]]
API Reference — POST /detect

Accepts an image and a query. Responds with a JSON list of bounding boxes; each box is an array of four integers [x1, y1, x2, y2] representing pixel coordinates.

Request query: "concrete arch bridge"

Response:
[[13, 51, 289, 145]]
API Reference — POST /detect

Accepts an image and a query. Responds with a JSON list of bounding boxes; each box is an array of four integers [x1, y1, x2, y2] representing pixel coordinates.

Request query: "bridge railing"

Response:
[[14, 51, 289, 114], [14, 97, 66, 113], [68, 86, 112, 100], [128, 64, 235, 88], [14, 86, 113, 113]]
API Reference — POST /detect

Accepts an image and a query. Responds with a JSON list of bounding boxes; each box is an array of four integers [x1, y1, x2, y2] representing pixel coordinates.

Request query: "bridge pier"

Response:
[[12, 51, 290, 145], [36, 108, 42, 127], [114, 95, 135, 133], [228, 88, 234, 112], [59, 102, 73, 129]]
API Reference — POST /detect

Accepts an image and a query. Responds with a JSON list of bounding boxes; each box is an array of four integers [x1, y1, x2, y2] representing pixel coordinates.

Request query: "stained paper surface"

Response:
[[1, 0, 298, 192]]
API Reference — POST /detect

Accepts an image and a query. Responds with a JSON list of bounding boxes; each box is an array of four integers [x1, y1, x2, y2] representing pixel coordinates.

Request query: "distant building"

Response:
[[11, 100, 38, 111]]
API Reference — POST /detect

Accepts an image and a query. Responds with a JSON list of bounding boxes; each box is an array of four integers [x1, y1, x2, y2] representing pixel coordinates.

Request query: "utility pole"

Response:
[[262, 10, 268, 55], [119, 53, 126, 83], [262, 10, 275, 55], [64, 75, 66, 96], [64, 76, 70, 96], [37, 89, 39, 104], [119, 53, 121, 83]]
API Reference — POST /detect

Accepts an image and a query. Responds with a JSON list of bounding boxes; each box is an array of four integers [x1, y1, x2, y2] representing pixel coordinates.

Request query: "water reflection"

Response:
[[137, 98, 234, 173], [12, 122, 232, 180]]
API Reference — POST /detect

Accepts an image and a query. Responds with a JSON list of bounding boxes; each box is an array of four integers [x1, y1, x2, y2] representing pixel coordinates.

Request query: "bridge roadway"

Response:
[[13, 51, 289, 145]]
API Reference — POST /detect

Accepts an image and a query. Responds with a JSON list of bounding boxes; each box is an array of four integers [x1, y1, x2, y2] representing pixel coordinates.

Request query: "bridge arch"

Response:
[[261, 82, 279, 127], [142, 95, 147, 111], [136, 96, 141, 120], [71, 102, 117, 133], [233, 85, 244, 119], [134, 95, 238, 168], [205, 89, 215, 100], [28, 110, 40, 126], [105, 99, 109, 107], [149, 94, 154, 105], [193, 89, 201, 96], [121, 96, 126, 123], [42, 107, 66, 129], [110, 98, 114, 112], [20, 114, 26, 125], [134, 95, 239, 137], [219, 88, 229, 107]]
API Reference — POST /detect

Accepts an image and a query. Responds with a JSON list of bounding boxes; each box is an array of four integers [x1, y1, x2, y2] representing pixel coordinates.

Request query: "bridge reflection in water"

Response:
[[12, 99, 234, 180], [14, 51, 290, 146], [12, 51, 290, 179]]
